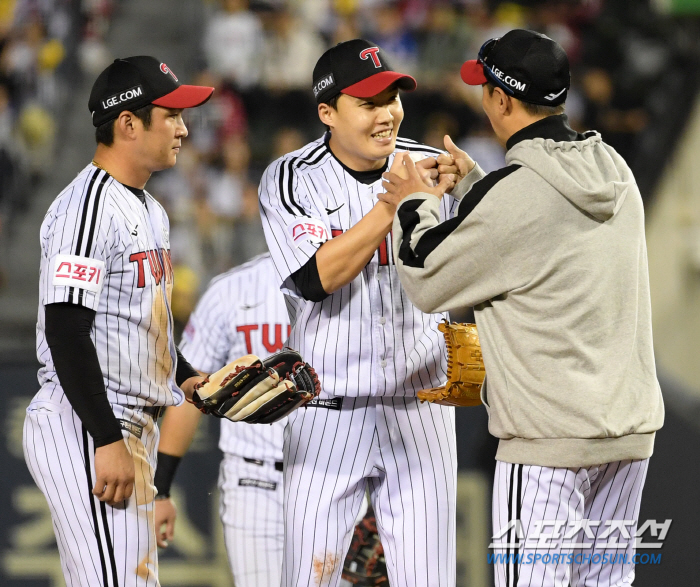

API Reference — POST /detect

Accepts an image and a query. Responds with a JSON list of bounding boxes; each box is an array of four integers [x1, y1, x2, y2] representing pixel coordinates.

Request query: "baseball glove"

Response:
[[191, 349, 320, 423], [417, 321, 484, 407], [342, 505, 388, 586]]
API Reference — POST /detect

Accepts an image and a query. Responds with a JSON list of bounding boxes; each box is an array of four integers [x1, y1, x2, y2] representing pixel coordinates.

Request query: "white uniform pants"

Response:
[[492, 459, 649, 587], [281, 396, 457, 587], [23, 400, 160, 587], [218, 454, 284, 587]]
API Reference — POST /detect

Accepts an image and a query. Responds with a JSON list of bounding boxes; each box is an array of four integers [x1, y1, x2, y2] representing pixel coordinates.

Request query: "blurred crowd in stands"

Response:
[[0, 0, 113, 286], [155, 0, 690, 328], [1, 0, 698, 313]]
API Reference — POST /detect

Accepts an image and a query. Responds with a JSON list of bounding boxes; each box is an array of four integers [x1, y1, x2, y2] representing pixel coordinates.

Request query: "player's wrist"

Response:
[[180, 374, 206, 401], [372, 200, 396, 227], [154, 452, 182, 498]]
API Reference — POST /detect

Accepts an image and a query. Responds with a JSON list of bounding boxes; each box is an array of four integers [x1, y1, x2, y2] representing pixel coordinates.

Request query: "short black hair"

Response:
[[95, 103, 155, 146], [325, 94, 341, 110], [485, 82, 565, 117]]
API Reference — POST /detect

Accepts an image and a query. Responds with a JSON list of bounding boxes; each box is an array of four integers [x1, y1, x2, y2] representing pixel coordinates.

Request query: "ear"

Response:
[[495, 88, 513, 116], [114, 111, 139, 140], [318, 103, 335, 129]]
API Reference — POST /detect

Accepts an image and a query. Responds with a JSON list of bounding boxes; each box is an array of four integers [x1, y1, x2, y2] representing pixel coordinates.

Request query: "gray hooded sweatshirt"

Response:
[[393, 115, 664, 468]]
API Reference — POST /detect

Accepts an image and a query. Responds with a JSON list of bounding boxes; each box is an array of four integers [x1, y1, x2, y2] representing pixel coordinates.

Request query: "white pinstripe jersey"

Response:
[[35, 163, 183, 408], [180, 253, 289, 461], [259, 135, 455, 397]]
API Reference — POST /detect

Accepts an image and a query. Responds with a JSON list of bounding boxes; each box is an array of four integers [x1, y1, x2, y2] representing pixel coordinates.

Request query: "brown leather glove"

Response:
[[418, 321, 484, 407]]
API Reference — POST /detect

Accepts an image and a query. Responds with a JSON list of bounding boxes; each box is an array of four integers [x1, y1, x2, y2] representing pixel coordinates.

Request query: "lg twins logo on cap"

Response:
[[101, 85, 144, 110], [313, 73, 335, 97], [160, 62, 179, 82], [360, 47, 382, 68], [51, 254, 105, 294]]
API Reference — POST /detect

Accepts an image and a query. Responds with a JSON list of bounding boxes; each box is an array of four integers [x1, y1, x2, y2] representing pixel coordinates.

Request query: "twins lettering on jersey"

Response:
[[129, 248, 174, 288], [51, 254, 105, 294], [237, 324, 292, 354]]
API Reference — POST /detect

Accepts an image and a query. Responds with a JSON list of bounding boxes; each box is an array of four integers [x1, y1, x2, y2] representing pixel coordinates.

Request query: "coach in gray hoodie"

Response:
[[384, 30, 664, 587]]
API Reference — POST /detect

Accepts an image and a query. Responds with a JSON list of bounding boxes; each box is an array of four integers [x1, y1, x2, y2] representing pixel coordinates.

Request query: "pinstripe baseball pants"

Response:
[[218, 455, 284, 587], [23, 400, 161, 587], [281, 395, 457, 587], [492, 459, 649, 587]]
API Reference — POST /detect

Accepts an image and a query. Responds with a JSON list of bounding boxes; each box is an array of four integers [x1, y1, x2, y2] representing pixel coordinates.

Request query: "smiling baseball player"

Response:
[[23, 56, 213, 587], [153, 251, 384, 587], [259, 39, 463, 587]]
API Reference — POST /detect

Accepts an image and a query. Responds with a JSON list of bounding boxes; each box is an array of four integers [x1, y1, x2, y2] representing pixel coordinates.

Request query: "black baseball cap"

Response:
[[88, 56, 214, 127], [312, 39, 416, 104], [460, 30, 570, 106]]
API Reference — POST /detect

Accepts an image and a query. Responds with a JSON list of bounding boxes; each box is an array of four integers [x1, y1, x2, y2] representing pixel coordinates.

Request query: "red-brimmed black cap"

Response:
[[88, 56, 214, 127], [312, 39, 416, 104], [461, 30, 570, 106]]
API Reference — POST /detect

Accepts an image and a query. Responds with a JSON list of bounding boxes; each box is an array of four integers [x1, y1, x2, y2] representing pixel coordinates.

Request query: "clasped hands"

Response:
[[379, 135, 475, 207]]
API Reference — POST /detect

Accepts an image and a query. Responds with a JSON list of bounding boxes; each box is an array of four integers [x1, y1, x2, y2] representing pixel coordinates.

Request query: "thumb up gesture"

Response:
[[436, 135, 475, 193]]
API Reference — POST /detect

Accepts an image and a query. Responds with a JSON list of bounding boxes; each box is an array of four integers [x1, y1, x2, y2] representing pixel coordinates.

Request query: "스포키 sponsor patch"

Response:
[[287, 218, 329, 247], [51, 254, 105, 294]]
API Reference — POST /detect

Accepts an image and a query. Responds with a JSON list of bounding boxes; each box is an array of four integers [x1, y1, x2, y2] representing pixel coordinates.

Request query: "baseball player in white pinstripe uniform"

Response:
[[152, 253, 290, 587], [389, 30, 665, 587], [153, 253, 379, 586], [23, 56, 213, 587], [259, 40, 461, 587]]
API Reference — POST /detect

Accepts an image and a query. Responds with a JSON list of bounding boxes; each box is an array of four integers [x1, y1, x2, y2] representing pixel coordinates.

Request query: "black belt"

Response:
[[244, 457, 283, 472], [127, 405, 164, 420]]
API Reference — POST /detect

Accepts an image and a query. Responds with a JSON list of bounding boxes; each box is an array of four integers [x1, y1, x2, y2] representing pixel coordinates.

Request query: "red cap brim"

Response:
[[152, 85, 214, 109], [342, 71, 417, 98], [460, 60, 488, 85]]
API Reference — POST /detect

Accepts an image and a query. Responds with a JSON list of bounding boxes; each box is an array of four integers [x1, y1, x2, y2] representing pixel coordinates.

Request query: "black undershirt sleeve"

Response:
[[290, 252, 330, 302], [288, 145, 385, 302], [175, 347, 199, 387], [44, 303, 123, 448], [154, 452, 182, 498]]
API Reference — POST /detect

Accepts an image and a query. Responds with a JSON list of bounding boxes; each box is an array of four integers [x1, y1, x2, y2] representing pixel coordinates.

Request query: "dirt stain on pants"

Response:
[[313, 552, 340, 585]]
